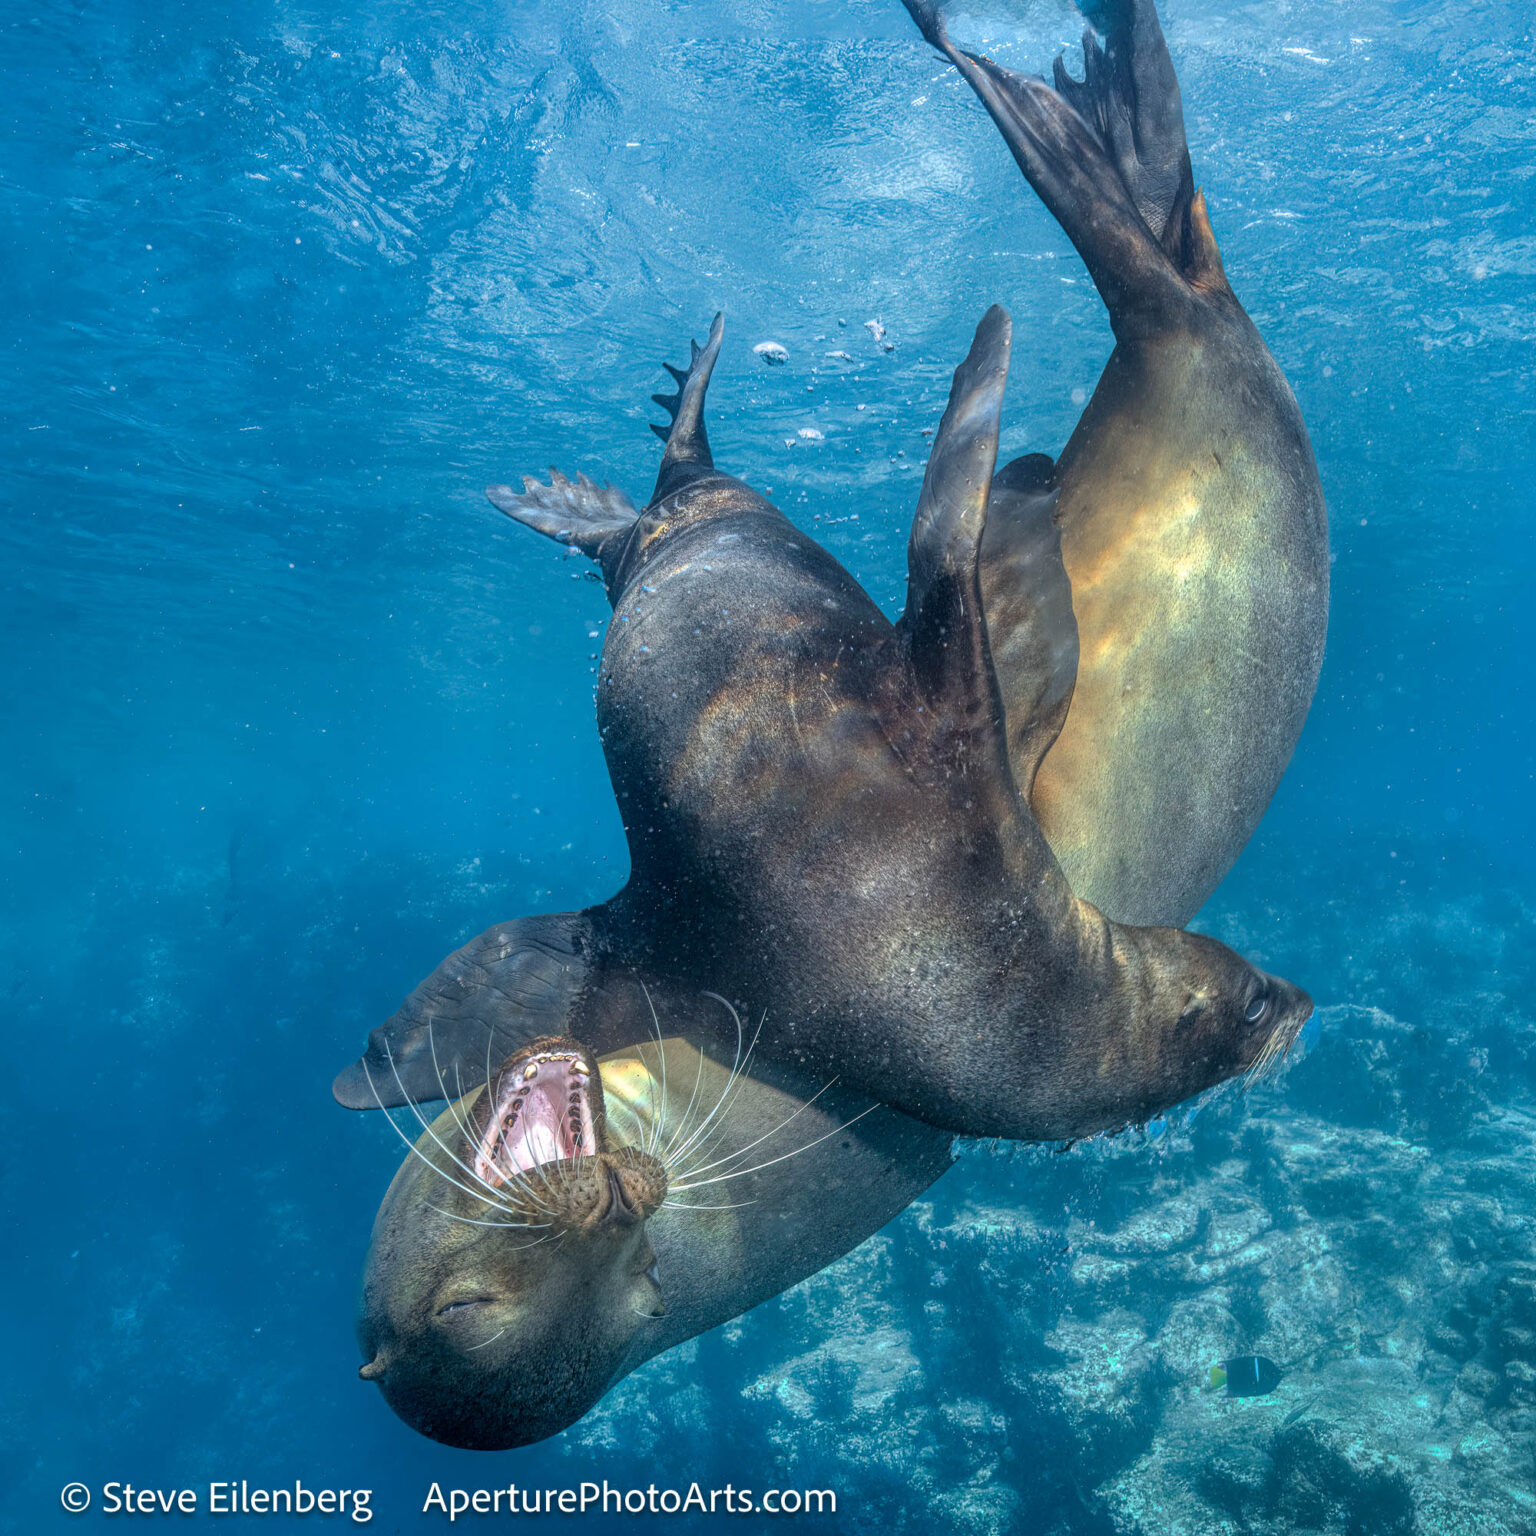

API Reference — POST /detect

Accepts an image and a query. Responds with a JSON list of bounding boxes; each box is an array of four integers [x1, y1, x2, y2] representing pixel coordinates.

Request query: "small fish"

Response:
[[1280, 1391, 1322, 1428], [1209, 1355, 1283, 1397]]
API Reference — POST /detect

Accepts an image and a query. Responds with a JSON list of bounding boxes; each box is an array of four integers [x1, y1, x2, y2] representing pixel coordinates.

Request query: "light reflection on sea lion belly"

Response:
[[1023, 318, 1328, 928]]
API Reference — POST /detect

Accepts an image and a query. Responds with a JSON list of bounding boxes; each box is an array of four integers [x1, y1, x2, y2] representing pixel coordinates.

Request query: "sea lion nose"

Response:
[[1277, 974, 1313, 1022], [602, 1165, 641, 1228]]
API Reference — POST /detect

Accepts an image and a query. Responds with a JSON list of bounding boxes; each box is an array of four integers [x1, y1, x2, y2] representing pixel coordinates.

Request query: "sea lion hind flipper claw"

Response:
[[486, 471, 638, 556], [332, 912, 597, 1111]]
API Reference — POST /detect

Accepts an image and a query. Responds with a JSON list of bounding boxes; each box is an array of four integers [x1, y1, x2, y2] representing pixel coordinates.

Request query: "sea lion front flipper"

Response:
[[486, 470, 638, 555], [332, 913, 597, 1110], [899, 305, 1020, 799], [981, 455, 1079, 798], [901, 0, 1187, 332]]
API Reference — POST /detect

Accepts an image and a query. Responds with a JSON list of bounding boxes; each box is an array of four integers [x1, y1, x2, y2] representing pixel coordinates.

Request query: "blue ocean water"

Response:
[[4, 0, 1533, 1531]]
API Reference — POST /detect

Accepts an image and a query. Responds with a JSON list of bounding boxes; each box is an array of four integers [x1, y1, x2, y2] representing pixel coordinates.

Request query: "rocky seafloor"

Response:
[[551, 856, 1536, 1534]]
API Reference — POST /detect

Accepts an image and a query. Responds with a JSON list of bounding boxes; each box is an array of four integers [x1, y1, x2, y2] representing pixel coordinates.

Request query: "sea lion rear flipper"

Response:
[[901, 0, 1192, 331], [981, 455, 1079, 797], [899, 305, 1017, 788], [647, 311, 725, 504], [1050, 0, 1193, 251], [332, 912, 596, 1110]]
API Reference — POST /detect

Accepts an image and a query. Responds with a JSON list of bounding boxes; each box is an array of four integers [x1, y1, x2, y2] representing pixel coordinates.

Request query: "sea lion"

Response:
[[907, 0, 1330, 926], [357, 1031, 952, 1449], [339, 306, 1311, 1141]]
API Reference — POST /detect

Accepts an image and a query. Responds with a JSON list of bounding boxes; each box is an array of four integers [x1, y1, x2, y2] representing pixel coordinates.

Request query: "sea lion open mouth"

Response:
[[473, 1040, 601, 1188], [462, 1035, 669, 1230]]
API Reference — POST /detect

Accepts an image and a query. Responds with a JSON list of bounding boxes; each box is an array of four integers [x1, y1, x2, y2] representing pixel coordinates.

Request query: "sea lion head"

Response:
[[356, 1036, 668, 1449], [1132, 928, 1314, 1111]]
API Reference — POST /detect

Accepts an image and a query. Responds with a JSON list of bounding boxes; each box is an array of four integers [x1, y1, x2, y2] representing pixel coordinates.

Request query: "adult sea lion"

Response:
[[358, 1031, 953, 1449], [908, 0, 1330, 926], [340, 306, 1311, 1141]]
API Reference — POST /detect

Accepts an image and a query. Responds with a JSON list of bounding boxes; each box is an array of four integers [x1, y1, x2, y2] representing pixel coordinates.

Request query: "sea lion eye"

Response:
[[1244, 993, 1269, 1026], [436, 1297, 492, 1317]]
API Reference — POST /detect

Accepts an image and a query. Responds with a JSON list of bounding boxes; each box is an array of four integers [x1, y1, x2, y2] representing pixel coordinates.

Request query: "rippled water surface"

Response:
[[4, 1, 1534, 1531]]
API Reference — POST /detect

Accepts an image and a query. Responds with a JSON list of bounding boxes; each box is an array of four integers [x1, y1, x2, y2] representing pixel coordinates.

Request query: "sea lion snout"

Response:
[[1243, 972, 1314, 1079]]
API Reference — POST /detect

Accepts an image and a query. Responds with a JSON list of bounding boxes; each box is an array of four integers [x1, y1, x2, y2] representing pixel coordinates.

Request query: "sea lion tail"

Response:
[[648, 312, 726, 504], [902, 0, 1213, 331]]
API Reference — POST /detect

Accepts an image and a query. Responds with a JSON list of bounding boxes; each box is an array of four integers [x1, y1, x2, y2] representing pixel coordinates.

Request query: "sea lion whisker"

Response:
[[661, 998, 763, 1172], [636, 979, 672, 1160], [362, 1057, 527, 1219], [376, 1043, 562, 1222], [669, 1072, 844, 1182], [658, 994, 753, 1167], [659, 994, 748, 1164], [671, 1103, 880, 1189], [658, 1037, 708, 1168], [661, 1196, 758, 1211], [422, 1204, 551, 1236], [463, 1327, 507, 1353], [431, 1018, 497, 1172], [1242, 1021, 1298, 1086]]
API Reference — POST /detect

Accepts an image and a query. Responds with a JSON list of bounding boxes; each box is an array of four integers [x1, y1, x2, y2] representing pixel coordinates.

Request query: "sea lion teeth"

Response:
[[521, 1062, 539, 1082]]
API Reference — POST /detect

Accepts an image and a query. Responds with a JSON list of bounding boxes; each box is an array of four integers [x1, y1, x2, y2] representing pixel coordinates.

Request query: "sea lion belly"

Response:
[[1026, 314, 1328, 926]]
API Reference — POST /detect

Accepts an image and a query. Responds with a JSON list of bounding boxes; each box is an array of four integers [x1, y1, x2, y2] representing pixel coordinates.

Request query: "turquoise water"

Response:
[[4, 1, 1533, 1531]]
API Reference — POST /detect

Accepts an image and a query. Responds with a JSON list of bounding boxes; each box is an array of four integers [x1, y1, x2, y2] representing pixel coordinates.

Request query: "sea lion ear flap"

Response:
[[980, 456, 1079, 799], [901, 304, 1011, 737]]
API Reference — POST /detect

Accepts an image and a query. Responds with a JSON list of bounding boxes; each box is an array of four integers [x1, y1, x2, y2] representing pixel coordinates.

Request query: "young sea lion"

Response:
[[357, 1032, 952, 1449], [339, 308, 1310, 1141], [905, 0, 1330, 926]]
